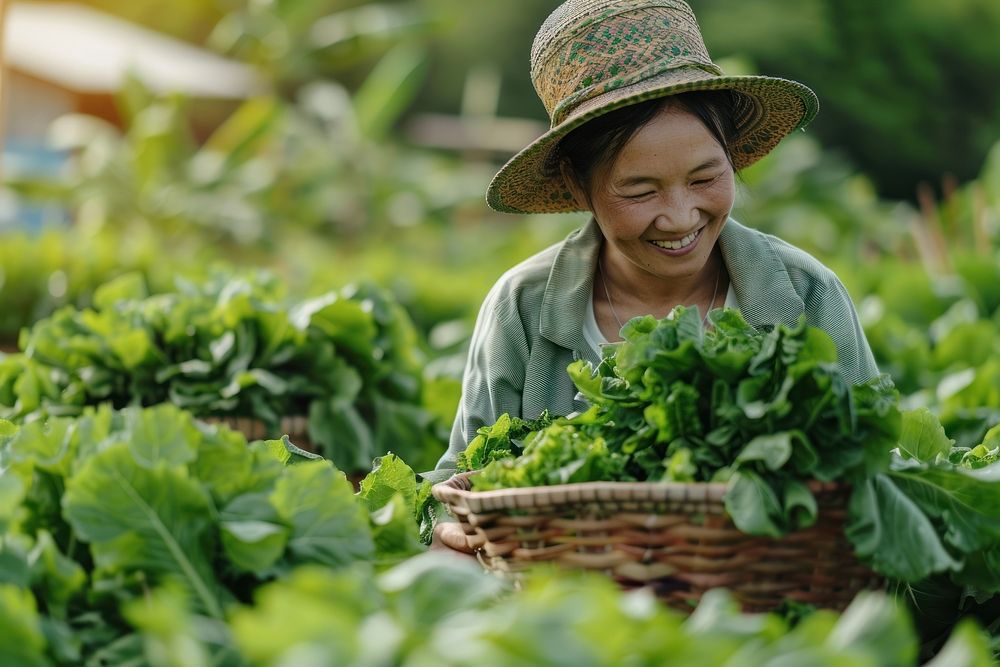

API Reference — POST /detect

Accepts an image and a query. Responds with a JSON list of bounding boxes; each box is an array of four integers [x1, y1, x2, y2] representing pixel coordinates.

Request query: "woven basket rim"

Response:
[[431, 471, 728, 512], [432, 471, 843, 514]]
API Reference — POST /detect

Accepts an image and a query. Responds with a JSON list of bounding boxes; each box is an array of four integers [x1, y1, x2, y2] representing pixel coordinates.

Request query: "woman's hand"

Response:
[[430, 522, 478, 560]]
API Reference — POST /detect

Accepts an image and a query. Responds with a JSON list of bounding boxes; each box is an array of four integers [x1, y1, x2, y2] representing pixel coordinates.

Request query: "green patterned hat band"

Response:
[[532, 0, 718, 126]]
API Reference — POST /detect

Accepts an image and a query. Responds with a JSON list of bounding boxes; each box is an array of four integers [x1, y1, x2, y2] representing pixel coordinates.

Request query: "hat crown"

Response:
[[531, 0, 720, 127]]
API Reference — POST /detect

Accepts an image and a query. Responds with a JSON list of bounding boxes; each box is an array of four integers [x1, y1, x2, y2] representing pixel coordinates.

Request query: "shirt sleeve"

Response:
[[435, 282, 530, 471]]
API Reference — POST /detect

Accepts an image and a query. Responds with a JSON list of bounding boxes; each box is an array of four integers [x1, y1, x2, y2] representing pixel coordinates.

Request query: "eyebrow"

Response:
[[614, 157, 725, 187]]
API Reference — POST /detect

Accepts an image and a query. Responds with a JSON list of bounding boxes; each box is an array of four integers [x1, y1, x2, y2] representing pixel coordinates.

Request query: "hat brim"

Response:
[[486, 71, 818, 214]]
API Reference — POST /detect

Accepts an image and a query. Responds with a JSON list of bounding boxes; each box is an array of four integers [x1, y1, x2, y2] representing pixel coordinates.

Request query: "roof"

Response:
[[3, 2, 265, 99]]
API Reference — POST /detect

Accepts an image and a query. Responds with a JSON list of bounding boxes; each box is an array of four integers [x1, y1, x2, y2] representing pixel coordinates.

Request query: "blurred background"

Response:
[[2, 0, 1000, 455]]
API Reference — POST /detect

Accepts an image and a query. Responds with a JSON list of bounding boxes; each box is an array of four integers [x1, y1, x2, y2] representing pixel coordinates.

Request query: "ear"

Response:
[[558, 160, 591, 211]]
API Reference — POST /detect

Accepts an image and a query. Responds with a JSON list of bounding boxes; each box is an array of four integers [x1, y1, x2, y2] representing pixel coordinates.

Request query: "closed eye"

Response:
[[692, 173, 722, 187]]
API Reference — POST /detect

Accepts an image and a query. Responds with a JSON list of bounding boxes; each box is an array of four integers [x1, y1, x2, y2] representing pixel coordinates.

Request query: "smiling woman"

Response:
[[432, 0, 880, 551], [560, 98, 737, 340]]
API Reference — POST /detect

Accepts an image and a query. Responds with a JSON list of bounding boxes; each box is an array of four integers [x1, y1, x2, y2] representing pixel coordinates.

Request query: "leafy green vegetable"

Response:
[[899, 407, 955, 462], [457, 410, 556, 472], [0, 584, 49, 667], [0, 403, 399, 665], [0, 271, 447, 473], [845, 473, 961, 581], [949, 424, 1000, 469], [64, 443, 225, 618], [473, 308, 901, 540]]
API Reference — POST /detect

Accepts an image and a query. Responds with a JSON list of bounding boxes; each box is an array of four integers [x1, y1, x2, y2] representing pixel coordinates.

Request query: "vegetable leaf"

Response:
[[269, 461, 374, 569], [898, 408, 955, 462], [63, 443, 225, 618]]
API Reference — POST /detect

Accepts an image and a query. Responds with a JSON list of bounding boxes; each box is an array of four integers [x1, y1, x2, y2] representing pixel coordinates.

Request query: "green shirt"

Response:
[[438, 217, 879, 470]]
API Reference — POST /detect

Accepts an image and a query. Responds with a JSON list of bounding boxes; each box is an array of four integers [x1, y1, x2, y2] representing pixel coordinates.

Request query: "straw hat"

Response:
[[487, 0, 819, 214]]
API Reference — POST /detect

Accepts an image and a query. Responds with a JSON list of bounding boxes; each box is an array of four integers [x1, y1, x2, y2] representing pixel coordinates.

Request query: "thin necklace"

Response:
[[597, 257, 722, 331]]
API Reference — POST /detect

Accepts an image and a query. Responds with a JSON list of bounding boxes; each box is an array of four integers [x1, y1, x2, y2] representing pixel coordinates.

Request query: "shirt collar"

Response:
[[539, 217, 602, 356], [538, 217, 805, 352], [718, 219, 806, 328]]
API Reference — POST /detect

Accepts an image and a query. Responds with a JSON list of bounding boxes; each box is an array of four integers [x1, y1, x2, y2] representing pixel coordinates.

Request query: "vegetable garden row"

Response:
[[1, 257, 999, 665]]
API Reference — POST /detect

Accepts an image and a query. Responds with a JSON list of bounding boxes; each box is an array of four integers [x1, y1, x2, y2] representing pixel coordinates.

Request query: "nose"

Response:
[[652, 195, 698, 232]]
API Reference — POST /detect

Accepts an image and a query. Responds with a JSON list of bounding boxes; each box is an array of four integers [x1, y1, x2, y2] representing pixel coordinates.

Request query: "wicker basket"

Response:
[[433, 472, 882, 613]]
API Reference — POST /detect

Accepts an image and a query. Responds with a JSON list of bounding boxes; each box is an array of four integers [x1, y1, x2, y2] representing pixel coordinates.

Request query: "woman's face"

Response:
[[582, 105, 735, 283]]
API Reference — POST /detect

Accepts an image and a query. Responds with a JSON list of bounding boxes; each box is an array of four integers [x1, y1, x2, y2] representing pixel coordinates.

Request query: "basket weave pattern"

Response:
[[433, 472, 882, 613]]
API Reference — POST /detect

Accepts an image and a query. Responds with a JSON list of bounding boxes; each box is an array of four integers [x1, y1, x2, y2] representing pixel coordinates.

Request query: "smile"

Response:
[[648, 227, 702, 250]]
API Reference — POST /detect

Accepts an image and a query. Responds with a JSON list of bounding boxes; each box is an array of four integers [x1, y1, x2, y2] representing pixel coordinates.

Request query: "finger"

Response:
[[437, 522, 475, 553]]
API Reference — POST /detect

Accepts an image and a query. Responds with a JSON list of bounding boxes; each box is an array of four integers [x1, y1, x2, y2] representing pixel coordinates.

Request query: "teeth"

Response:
[[650, 229, 699, 250]]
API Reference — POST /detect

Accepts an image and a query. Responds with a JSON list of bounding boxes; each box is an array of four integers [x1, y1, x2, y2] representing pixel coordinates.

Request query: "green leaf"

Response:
[[354, 43, 428, 140], [724, 471, 784, 537], [93, 272, 148, 311], [735, 432, 795, 471], [369, 492, 424, 563], [254, 435, 323, 467], [378, 551, 506, 629], [122, 584, 213, 667], [567, 359, 629, 404], [0, 419, 17, 439], [826, 590, 917, 667], [0, 584, 49, 667], [202, 97, 283, 168], [123, 405, 199, 469], [269, 461, 374, 568], [888, 462, 1000, 553], [898, 408, 955, 462], [191, 428, 282, 506], [108, 328, 154, 371], [63, 444, 224, 618], [0, 473, 26, 534], [358, 453, 418, 514], [0, 535, 31, 589], [845, 474, 960, 581], [292, 294, 376, 358], [924, 618, 998, 667], [307, 399, 374, 473], [84, 633, 146, 667], [27, 531, 86, 618], [782, 480, 818, 530], [230, 566, 371, 665], [220, 493, 288, 573], [6, 418, 75, 476], [980, 423, 1000, 449]]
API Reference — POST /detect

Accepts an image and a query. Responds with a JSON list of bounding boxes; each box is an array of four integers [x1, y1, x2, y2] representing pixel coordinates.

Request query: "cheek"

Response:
[[595, 200, 651, 235], [706, 178, 736, 214]]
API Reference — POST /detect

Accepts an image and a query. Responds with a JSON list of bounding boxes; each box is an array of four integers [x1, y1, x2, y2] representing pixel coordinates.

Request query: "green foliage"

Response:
[[0, 584, 49, 667], [0, 403, 430, 665], [0, 228, 209, 343], [218, 556, 991, 666], [0, 377, 995, 665], [210, 1, 435, 90], [466, 309, 1000, 654], [5, 52, 484, 250], [474, 307, 902, 539], [735, 134, 904, 259], [0, 271, 446, 473], [694, 0, 1000, 200], [456, 410, 556, 472]]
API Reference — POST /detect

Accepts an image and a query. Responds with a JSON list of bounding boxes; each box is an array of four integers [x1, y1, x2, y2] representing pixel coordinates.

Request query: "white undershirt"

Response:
[[583, 285, 739, 359]]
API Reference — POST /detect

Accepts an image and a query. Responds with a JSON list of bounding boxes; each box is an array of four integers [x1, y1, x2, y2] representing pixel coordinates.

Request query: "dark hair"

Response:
[[553, 89, 746, 199]]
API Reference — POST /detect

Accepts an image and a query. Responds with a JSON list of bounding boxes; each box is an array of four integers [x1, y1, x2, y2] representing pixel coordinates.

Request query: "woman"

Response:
[[432, 0, 878, 551]]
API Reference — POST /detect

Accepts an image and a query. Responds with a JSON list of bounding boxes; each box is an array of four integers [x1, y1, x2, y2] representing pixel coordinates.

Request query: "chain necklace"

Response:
[[597, 257, 722, 332]]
